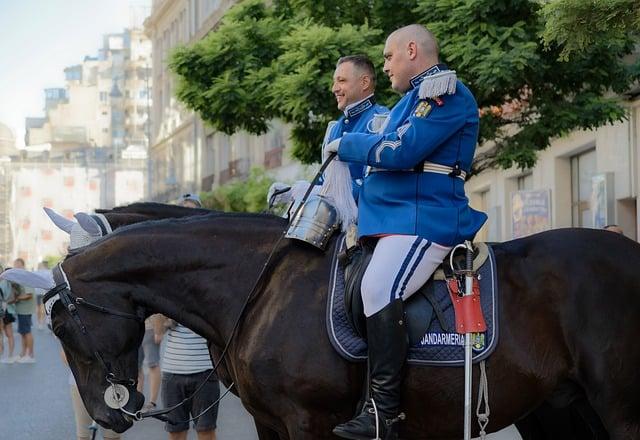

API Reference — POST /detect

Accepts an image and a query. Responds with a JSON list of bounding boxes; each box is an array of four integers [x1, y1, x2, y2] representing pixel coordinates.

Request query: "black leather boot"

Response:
[[333, 299, 408, 440]]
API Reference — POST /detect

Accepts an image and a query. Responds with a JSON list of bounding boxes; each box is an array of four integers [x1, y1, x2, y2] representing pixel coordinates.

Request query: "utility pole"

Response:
[[145, 62, 152, 200]]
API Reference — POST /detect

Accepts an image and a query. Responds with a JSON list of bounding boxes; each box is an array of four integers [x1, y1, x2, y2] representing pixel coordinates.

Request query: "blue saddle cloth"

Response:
[[326, 237, 499, 366]]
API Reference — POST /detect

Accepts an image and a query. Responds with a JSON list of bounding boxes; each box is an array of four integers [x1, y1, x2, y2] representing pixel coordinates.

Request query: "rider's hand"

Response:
[[322, 138, 341, 162], [289, 181, 312, 201], [267, 182, 293, 206]]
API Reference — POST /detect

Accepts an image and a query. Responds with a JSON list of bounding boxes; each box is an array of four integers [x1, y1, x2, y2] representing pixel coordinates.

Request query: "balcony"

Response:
[[264, 147, 284, 169], [219, 168, 231, 185], [232, 158, 250, 176], [201, 174, 215, 191], [219, 159, 250, 185], [52, 126, 86, 144]]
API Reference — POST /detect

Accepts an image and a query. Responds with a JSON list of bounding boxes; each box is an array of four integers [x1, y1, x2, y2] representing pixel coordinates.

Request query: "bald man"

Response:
[[327, 25, 487, 439]]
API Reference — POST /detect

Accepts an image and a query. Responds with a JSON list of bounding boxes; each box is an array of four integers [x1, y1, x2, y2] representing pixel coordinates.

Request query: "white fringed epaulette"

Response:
[[418, 70, 458, 99]]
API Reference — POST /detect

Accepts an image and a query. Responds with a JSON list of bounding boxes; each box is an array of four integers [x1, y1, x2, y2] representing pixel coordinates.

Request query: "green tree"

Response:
[[171, 0, 640, 171], [200, 167, 274, 212], [541, 0, 640, 60]]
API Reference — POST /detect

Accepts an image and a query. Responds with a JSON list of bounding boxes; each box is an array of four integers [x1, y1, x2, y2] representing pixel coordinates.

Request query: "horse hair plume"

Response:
[[319, 159, 358, 230]]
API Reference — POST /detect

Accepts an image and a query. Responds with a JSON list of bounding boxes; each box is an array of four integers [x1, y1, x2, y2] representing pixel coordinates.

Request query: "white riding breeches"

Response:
[[361, 235, 452, 317]]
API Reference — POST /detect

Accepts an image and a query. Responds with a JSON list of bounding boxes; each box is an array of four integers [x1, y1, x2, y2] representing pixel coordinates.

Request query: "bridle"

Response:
[[44, 264, 145, 416], [43, 262, 235, 423]]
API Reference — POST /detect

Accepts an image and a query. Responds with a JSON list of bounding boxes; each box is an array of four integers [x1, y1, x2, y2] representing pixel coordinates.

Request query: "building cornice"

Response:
[[144, 0, 183, 36], [190, 0, 236, 43]]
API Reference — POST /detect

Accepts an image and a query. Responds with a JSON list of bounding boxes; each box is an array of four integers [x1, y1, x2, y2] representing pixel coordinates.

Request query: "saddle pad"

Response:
[[326, 237, 499, 366]]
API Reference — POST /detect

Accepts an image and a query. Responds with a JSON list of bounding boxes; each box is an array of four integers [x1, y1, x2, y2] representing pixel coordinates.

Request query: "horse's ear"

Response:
[[0, 269, 54, 290], [44, 207, 75, 234], [74, 212, 102, 236]]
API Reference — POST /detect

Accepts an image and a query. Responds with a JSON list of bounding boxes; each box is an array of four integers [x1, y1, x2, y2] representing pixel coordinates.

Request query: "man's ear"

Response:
[[361, 74, 372, 92], [407, 41, 418, 61]]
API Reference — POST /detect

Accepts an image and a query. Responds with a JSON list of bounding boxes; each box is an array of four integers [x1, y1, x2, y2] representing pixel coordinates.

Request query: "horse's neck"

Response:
[[126, 220, 288, 348]]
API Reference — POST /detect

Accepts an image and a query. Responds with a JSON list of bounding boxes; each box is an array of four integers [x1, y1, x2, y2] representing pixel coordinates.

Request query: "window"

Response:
[[100, 91, 108, 102], [472, 189, 490, 242], [571, 149, 597, 227], [203, 133, 215, 175], [517, 173, 533, 191]]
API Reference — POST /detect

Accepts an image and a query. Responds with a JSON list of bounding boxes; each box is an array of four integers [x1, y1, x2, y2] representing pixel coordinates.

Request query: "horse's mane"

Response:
[[67, 210, 289, 259], [95, 202, 212, 217]]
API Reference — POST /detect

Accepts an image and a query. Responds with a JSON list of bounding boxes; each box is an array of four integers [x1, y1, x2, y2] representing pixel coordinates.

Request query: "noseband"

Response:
[[44, 264, 145, 411]]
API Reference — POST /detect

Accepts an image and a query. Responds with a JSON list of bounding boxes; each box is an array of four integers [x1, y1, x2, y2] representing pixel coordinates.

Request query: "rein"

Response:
[[47, 154, 337, 424]]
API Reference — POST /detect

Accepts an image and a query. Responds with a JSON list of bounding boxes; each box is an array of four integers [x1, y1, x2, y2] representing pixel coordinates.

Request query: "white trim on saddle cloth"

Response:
[[325, 235, 500, 366]]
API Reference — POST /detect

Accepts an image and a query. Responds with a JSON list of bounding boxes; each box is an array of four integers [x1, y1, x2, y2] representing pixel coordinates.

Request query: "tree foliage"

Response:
[[171, 0, 640, 171], [541, 0, 640, 60], [200, 167, 274, 212]]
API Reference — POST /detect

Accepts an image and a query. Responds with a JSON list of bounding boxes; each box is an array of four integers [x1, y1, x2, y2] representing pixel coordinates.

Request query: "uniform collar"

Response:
[[344, 94, 376, 118], [409, 64, 449, 89]]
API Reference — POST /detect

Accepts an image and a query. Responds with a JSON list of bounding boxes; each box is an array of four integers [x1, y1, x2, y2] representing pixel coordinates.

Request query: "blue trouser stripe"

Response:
[[397, 240, 431, 299], [388, 237, 423, 303]]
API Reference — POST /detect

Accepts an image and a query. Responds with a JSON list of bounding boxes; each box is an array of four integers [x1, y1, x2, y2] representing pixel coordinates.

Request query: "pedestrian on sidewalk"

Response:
[[155, 316, 219, 440], [1, 264, 18, 364], [0, 263, 17, 363], [137, 314, 162, 411], [11, 258, 36, 363]]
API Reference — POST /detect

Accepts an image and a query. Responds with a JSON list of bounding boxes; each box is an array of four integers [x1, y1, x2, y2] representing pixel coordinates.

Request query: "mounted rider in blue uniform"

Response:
[[326, 25, 487, 439], [267, 55, 388, 208]]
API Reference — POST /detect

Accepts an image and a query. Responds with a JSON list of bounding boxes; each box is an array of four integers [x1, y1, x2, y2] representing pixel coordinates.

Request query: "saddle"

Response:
[[340, 239, 489, 346]]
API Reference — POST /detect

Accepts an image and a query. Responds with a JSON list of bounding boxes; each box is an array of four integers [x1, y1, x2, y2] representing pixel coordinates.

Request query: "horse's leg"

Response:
[[581, 369, 639, 439], [255, 420, 283, 440]]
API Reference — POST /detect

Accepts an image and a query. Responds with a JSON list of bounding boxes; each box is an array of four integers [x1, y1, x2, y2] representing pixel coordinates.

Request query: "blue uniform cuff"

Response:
[[338, 133, 382, 166]]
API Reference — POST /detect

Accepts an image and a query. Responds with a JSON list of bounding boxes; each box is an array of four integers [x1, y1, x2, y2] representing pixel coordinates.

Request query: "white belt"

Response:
[[368, 161, 467, 181]]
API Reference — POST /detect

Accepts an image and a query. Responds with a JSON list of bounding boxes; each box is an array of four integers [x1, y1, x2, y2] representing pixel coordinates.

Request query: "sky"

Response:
[[0, 0, 150, 147]]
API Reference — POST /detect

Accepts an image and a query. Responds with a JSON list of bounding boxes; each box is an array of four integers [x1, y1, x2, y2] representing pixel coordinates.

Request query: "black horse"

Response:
[[23, 212, 640, 439]]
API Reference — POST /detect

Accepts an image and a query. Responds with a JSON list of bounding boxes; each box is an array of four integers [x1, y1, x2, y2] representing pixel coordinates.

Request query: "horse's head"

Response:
[[0, 265, 146, 432]]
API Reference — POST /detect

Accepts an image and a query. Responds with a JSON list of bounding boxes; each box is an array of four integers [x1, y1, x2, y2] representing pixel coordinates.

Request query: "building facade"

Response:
[[26, 28, 152, 158], [467, 96, 640, 242], [144, 0, 300, 202], [5, 27, 152, 268]]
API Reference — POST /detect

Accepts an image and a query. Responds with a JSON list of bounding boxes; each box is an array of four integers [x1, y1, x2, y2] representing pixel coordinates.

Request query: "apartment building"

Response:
[[144, 0, 299, 202]]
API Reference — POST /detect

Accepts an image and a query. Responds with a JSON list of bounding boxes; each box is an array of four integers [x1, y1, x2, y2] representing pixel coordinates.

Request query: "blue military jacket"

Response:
[[323, 95, 389, 199], [337, 65, 487, 246]]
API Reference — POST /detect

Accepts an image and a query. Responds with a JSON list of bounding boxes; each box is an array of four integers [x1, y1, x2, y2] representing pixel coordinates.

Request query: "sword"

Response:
[[463, 239, 474, 440]]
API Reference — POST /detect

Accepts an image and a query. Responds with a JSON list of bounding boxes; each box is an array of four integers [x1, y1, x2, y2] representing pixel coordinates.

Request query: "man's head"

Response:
[[332, 55, 376, 111], [383, 24, 440, 93], [13, 258, 25, 269], [604, 224, 624, 235], [178, 193, 202, 208]]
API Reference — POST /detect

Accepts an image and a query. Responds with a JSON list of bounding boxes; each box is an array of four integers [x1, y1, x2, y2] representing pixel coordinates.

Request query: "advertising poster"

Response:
[[511, 189, 552, 239]]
